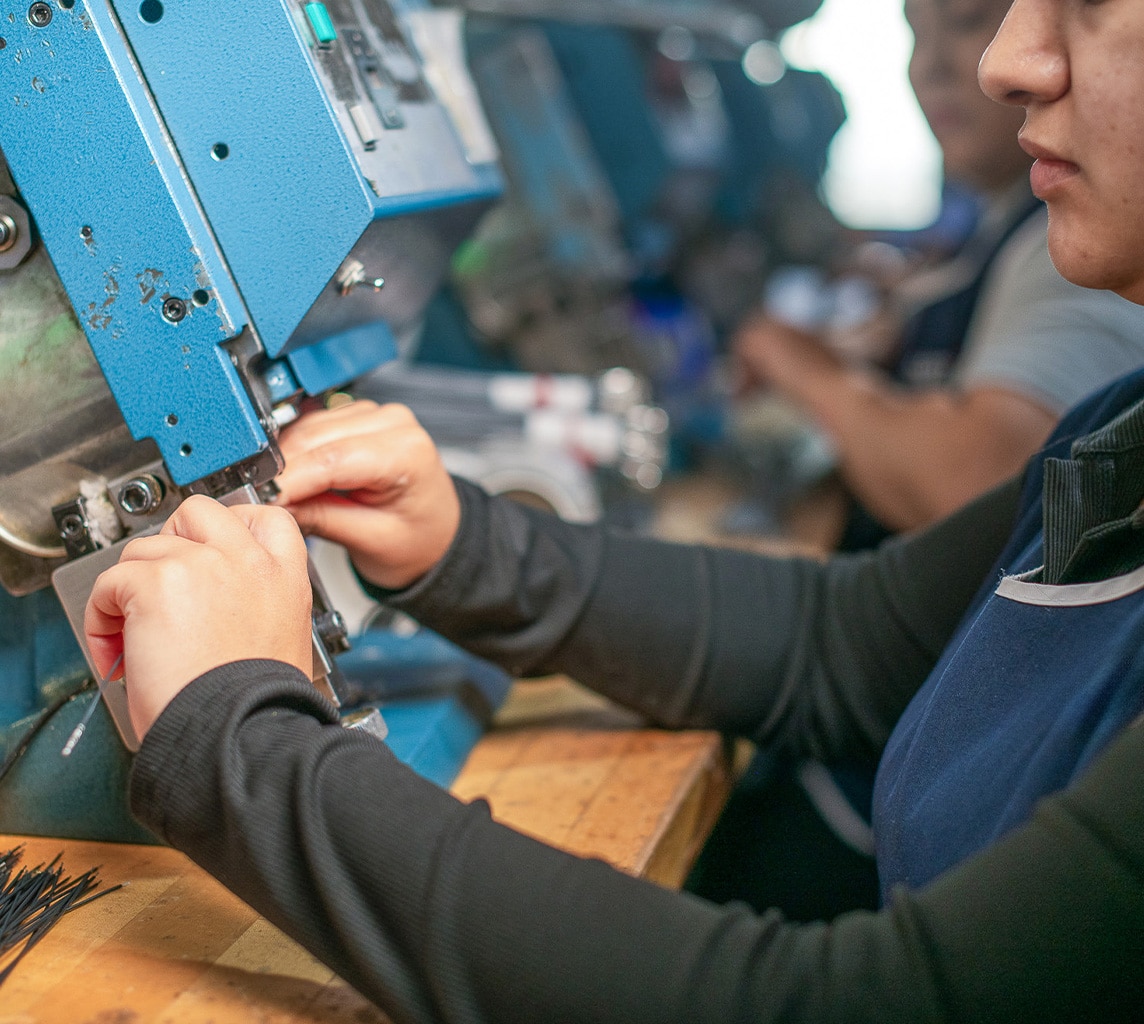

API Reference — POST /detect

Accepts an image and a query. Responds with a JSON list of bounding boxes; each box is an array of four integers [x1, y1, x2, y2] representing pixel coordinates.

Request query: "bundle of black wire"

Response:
[[0, 846, 120, 985]]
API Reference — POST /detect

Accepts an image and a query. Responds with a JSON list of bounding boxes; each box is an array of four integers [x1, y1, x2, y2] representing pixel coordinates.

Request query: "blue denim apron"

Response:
[[874, 369, 1144, 895], [875, 534, 1144, 894]]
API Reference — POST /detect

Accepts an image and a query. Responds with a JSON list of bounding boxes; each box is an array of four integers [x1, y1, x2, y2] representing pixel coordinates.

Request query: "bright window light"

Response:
[[781, 0, 942, 230]]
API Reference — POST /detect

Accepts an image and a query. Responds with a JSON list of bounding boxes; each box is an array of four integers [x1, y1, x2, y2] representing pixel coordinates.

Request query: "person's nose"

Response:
[[979, 0, 1068, 108]]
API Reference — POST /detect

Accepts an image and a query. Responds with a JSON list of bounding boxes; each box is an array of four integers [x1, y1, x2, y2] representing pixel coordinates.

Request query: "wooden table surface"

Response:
[[0, 678, 732, 1023]]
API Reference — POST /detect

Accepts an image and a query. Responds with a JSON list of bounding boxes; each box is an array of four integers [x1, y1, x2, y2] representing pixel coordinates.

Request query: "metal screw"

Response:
[[59, 513, 86, 540], [27, 3, 52, 27], [0, 215, 15, 254], [335, 258, 385, 296], [162, 296, 187, 323], [117, 475, 165, 515], [340, 707, 388, 741]]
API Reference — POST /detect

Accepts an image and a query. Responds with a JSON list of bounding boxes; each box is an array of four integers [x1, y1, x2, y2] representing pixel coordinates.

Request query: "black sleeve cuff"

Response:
[[128, 660, 336, 842], [355, 475, 488, 615]]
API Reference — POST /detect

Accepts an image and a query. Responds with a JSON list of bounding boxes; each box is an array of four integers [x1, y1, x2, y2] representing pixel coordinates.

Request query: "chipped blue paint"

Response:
[[112, 0, 500, 356], [0, 0, 500, 487], [0, 0, 263, 485]]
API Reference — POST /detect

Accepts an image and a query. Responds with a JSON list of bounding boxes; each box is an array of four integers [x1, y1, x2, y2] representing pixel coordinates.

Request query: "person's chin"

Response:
[[1047, 223, 1143, 300]]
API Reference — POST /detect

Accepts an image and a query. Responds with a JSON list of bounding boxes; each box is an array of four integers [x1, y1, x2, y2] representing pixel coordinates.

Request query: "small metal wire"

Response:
[[61, 652, 124, 758]]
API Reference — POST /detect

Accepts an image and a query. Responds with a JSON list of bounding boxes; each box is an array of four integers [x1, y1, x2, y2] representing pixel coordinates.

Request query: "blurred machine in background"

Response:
[[356, 363, 668, 515], [406, 0, 841, 478]]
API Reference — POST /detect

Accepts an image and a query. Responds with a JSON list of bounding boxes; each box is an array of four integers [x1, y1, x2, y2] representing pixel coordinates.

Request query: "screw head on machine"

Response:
[[28, 3, 53, 27]]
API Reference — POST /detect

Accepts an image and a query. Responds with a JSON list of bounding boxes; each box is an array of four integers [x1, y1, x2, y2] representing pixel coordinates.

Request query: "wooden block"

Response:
[[0, 836, 379, 1024], [0, 679, 733, 1020], [453, 678, 732, 882]]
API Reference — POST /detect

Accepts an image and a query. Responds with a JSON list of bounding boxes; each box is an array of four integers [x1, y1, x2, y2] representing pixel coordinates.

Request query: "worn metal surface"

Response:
[[0, 248, 145, 591], [113, 0, 499, 359], [0, 1, 264, 485]]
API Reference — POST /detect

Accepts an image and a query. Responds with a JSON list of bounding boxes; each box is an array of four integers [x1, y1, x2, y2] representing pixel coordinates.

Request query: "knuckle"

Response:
[[260, 505, 309, 557], [316, 443, 344, 473], [406, 426, 439, 465], [380, 402, 417, 428], [119, 534, 152, 561], [169, 493, 211, 530], [151, 557, 193, 594], [180, 493, 214, 514], [255, 503, 292, 527]]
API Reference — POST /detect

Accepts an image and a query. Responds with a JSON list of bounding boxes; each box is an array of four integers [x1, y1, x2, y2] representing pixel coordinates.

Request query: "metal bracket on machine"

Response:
[[49, 484, 388, 753], [50, 532, 153, 752]]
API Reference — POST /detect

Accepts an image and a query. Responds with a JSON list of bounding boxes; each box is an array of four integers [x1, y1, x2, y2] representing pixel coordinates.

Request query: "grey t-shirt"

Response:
[[954, 207, 1144, 411]]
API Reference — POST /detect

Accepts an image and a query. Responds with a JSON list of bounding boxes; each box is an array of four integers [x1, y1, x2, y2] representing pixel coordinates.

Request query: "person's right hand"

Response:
[[274, 400, 461, 590], [731, 313, 839, 398], [84, 496, 313, 740]]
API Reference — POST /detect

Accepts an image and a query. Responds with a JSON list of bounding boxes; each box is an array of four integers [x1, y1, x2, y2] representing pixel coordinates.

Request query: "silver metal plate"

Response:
[[50, 531, 159, 752]]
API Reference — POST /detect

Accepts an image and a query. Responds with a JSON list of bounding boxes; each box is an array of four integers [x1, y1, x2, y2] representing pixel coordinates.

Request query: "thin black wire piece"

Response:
[[0, 846, 122, 986]]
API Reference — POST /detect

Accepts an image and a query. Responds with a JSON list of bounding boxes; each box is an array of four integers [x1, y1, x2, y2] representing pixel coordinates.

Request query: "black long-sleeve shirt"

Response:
[[129, 475, 1144, 1022]]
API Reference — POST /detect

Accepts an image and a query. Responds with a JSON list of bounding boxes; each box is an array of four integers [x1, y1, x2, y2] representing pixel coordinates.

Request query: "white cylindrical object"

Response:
[[488, 373, 594, 414], [524, 409, 622, 465]]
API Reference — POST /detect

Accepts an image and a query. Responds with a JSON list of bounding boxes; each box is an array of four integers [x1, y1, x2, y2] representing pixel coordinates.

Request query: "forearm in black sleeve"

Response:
[[130, 661, 1144, 1024], [378, 476, 1022, 760]]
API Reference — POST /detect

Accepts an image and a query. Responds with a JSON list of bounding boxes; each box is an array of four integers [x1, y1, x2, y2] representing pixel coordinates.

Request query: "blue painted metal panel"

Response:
[[286, 321, 399, 396], [337, 627, 513, 708], [379, 696, 485, 788], [112, 0, 501, 358], [0, 1, 268, 485], [338, 627, 512, 786], [110, 0, 375, 358]]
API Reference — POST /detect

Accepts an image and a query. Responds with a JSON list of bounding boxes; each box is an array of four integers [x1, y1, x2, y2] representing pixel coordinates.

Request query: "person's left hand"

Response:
[[84, 495, 314, 740], [273, 400, 461, 590]]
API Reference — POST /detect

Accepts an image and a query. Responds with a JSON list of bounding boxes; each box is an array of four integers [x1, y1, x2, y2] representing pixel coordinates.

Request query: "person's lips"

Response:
[[1020, 136, 1080, 198]]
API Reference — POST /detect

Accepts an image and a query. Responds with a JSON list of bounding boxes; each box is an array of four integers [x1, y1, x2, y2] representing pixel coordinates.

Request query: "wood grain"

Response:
[[0, 679, 731, 1021]]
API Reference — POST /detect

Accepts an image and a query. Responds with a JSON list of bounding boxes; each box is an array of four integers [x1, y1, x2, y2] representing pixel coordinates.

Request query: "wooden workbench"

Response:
[[0, 678, 731, 1022]]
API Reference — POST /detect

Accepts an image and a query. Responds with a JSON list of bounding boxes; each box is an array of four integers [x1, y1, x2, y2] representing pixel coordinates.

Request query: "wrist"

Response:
[[795, 362, 879, 438], [354, 476, 470, 599]]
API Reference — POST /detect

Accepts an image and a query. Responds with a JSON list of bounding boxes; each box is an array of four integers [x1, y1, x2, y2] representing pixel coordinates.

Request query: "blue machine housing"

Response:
[[0, 0, 509, 835], [0, 0, 500, 484]]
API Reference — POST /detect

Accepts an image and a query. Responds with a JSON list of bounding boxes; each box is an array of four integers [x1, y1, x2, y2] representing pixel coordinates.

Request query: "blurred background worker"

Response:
[[690, 0, 1144, 923], [731, 0, 1144, 553]]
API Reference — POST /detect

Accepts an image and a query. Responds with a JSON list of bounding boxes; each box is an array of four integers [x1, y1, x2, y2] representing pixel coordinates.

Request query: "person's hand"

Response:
[[274, 400, 460, 590], [84, 496, 313, 740], [732, 313, 844, 399]]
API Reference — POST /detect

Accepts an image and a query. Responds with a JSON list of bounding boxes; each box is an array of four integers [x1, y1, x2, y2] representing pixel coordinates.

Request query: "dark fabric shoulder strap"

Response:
[[891, 196, 1044, 383]]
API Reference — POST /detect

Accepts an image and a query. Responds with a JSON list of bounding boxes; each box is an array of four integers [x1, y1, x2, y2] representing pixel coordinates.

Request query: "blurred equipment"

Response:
[[0, 0, 505, 838], [414, 0, 841, 470], [354, 363, 669, 515], [453, 0, 823, 53]]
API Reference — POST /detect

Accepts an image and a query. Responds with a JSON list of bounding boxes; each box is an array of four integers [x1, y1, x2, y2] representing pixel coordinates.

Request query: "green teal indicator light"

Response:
[[304, 3, 337, 44]]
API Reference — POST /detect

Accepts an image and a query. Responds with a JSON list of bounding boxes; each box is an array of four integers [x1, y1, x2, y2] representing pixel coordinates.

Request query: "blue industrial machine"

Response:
[[0, 0, 509, 839]]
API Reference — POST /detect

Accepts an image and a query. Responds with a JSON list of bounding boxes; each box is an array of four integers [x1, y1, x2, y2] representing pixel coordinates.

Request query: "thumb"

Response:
[[84, 564, 132, 680]]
